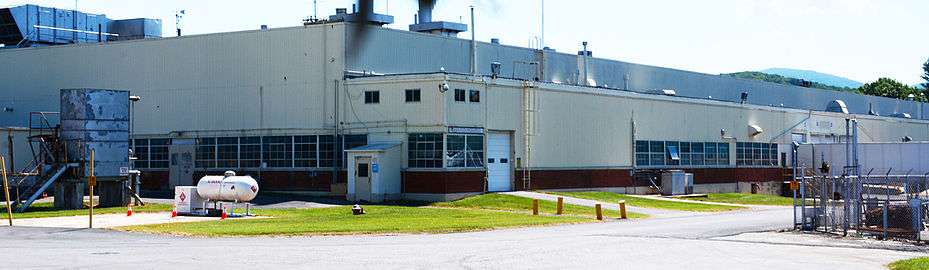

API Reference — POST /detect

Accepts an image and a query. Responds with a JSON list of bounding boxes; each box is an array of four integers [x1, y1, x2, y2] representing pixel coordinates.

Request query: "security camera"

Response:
[[439, 82, 449, 93], [720, 129, 727, 137]]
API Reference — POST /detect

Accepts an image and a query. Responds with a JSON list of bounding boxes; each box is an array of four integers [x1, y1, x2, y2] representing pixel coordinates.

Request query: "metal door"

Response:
[[354, 157, 372, 202], [487, 132, 512, 192], [169, 141, 195, 189]]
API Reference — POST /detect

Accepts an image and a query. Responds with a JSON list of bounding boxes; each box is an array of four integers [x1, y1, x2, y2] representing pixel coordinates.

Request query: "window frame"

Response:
[[446, 134, 485, 168], [469, 89, 480, 103], [405, 89, 421, 103], [454, 89, 466, 102], [634, 140, 732, 168], [364, 90, 380, 104], [408, 133, 443, 168]]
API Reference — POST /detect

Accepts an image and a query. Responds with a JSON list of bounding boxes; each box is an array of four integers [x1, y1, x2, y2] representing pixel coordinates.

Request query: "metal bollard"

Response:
[[556, 197, 564, 215], [595, 204, 603, 221], [619, 200, 627, 219], [532, 199, 539, 216]]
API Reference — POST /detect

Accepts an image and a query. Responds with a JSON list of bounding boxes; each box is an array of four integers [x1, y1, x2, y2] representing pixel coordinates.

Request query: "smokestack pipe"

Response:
[[418, 0, 435, 23], [470, 5, 476, 75]]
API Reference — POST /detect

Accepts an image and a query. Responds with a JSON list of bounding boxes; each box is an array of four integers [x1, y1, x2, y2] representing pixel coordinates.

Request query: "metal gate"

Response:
[[793, 169, 929, 241]]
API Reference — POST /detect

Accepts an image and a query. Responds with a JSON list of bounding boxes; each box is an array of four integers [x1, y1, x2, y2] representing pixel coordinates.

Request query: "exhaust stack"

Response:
[[409, 0, 467, 37], [328, 0, 394, 26]]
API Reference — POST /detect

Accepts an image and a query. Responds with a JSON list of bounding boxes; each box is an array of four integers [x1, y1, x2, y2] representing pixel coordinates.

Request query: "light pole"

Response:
[[129, 95, 141, 204]]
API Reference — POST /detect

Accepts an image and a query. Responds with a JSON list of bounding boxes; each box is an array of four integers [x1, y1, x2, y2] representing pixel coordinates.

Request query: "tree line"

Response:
[[859, 58, 929, 102]]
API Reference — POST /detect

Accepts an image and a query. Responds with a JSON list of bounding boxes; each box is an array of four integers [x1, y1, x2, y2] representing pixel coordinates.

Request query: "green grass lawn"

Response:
[[0, 202, 172, 219], [120, 194, 642, 236], [678, 193, 795, 206], [432, 193, 647, 219], [889, 257, 929, 270], [544, 191, 744, 212]]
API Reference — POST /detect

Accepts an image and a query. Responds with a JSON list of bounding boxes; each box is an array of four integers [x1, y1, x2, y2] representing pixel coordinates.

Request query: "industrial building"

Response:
[[1, 2, 927, 202]]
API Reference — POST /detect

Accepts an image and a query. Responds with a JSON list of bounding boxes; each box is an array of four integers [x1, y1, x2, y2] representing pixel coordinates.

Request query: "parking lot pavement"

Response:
[[0, 206, 923, 269]]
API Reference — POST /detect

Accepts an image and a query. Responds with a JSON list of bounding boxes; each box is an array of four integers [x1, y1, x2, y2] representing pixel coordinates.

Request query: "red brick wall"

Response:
[[141, 170, 344, 192], [143, 167, 789, 193], [513, 167, 788, 191], [687, 168, 789, 184], [402, 171, 485, 194]]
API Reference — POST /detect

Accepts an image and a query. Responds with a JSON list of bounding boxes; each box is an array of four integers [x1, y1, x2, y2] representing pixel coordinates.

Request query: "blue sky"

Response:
[[5, 0, 927, 85]]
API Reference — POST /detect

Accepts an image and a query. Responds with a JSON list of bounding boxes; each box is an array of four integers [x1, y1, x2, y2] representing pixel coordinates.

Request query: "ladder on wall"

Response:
[[521, 82, 537, 191]]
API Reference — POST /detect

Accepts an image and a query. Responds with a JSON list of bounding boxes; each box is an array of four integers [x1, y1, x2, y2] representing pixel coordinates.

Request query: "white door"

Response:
[[354, 157, 372, 202], [487, 132, 512, 192]]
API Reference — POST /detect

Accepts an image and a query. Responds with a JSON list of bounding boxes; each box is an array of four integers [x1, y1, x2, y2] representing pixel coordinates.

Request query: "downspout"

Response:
[[470, 6, 476, 76]]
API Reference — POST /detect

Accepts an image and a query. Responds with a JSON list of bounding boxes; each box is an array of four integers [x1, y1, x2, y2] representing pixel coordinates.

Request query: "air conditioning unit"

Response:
[[661, 170, 693, 196]]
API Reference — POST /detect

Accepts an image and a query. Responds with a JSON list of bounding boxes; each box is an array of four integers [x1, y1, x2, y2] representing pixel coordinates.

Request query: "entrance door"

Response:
[[487, 132, 512, 192], [354, 157, 372, 202]]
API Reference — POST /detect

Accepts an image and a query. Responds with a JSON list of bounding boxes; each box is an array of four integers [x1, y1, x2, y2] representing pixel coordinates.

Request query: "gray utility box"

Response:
[[661, 170, 694, 196]]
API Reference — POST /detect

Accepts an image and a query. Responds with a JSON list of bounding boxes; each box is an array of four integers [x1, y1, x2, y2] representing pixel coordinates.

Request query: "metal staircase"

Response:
[[12, 164, 72, 212]]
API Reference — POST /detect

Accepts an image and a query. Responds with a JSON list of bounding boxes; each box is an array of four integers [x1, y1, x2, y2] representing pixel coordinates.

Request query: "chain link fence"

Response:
[[793, 169, 929, 241]]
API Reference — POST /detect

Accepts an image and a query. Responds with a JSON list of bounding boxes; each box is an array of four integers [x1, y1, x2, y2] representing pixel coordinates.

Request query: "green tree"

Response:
[[922, 58, 929, 91], [858, 77, 925, 102]]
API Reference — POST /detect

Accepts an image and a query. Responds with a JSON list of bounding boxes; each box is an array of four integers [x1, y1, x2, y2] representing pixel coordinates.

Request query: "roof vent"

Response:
[[748, 124, 764, 137], [491, 62, 502, 79], [826, 100, 849, 114], [329, 0, 394, 26], [868, 103, 879, 116], [409, 0, 467, 36]]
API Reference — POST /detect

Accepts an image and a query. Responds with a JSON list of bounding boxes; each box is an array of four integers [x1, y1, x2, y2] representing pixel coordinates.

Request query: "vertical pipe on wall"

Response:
[[469, 6, 476, 76], [332, 80, 341, 189], [845, 118, 850, 175], [7, 129, 14, 174]]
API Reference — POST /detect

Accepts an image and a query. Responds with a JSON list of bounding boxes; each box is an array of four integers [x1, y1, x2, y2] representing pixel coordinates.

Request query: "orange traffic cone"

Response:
[[220, 207, 227, 220], [126, 202, 134, 217], [170, 204, 177, 218]]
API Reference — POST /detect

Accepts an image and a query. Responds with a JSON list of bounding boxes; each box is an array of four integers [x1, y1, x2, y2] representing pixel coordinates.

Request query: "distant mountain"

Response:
[[723, 71, 858, 92], [761, 68, 863, 88]]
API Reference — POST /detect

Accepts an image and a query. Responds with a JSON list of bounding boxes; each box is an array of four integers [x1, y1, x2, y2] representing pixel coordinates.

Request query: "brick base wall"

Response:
[[142, 167, 790, 194]]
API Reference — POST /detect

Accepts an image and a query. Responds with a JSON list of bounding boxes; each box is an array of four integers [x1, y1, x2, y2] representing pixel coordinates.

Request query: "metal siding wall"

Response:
[[0, 26, 336, 135], [486, 82, 929, 170], [345, 26, 926, 120]]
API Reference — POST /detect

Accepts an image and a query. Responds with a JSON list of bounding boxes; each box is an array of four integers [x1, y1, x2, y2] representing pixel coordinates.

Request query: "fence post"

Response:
[[882, 202, 889, 240], [595, 204, 603, 221], [556, 197, 563, 215]]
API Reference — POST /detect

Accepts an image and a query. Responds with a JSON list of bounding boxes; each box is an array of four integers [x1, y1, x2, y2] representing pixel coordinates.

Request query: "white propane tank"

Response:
[[196, 171, 259, 202]]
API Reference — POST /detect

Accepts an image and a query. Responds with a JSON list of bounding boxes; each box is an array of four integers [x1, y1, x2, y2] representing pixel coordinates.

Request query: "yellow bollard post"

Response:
[[556, 197, 564, 215], [532, 199, 539, 216], [619, 200, 627, 219], [1, 156, 13, 226], [595, 204, 603, 221]]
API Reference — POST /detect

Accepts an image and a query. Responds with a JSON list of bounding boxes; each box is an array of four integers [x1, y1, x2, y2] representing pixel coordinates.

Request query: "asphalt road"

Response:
[[1, 206, 924, 270]]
